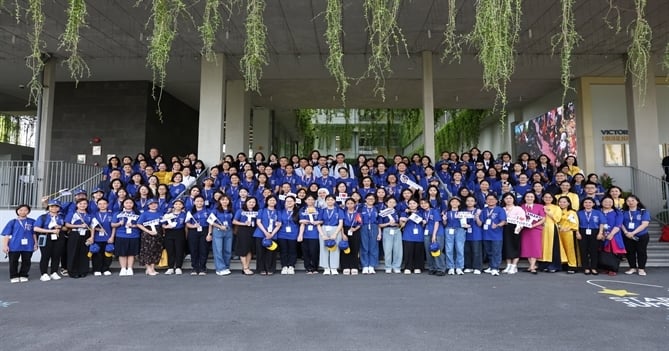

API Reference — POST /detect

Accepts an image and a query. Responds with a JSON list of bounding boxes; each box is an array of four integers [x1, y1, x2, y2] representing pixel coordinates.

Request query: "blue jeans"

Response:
[[382, 227, 402, 270], [464, 240, 483, 270], [424, 235, 446, 272], [212, 227, 233, 271], [360, 224, 379, 268], [445, 227, 466, 269], [484, 240, 503, 270]]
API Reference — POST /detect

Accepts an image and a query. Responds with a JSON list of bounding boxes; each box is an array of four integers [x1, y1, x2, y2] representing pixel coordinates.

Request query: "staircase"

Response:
[[629, 221, 669, 268]]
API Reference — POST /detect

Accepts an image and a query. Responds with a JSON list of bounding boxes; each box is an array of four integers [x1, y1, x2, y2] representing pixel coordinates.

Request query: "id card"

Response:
[[483, 224, 489, 230], [467, 228, 472, 233], [286, 226, 292, 233], [197, 226, 203, 232], [78, 228, 86, 236], [585, 229, 592, 235], [448, 228, 455, 235], [485, 219, 492, 225], [308, 225, 314, 231], [99, 231, 105, 236], [205, 200, 210, 207], [413, 228, 419, 235], [347, 230, 352, 236], [51, 234, 58, 240], [126, 227, 132, 234], [628, 223, 635, 230], [388, 229, 395, 236], [21, 238, 28, 245], [424, 229, 429, 236]]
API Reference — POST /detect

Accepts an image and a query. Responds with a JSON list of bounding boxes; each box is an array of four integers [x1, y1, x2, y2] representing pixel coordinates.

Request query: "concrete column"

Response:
[[36, 59, 56, 162], [225, 80, 250, 156], [197, 54, 226, 166], [252, 107, 272, 154], [625, 59, 661, 177], [422, 51, 435, 160]]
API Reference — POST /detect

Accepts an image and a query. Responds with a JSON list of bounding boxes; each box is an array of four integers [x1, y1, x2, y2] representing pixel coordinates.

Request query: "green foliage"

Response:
[[295, 109, 317, 155], [325, 0, 348, 104], [467, 0, 522, 130], [397, 109, 422, 148], [59, 0, 90, 84], [626, 0, 652, 105], [199, 0, 223, 62], [26, 0, 45, 106], [0, 114, 21, 143], [362, 0, 407, 101], [435, 109, 489, 154], [603, 0, 621, 34], [441, 0, 462, 64], [551, 0, 581, 106], [240, 0, 268, 93]]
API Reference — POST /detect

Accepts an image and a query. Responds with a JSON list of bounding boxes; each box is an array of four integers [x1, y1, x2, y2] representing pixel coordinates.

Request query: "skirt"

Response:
[[502, 224, 520, 259], [138, 232, 164, 265], [115, 237, 140, 257], [520, 227, 543, 259], [234, 225, 255, 256]]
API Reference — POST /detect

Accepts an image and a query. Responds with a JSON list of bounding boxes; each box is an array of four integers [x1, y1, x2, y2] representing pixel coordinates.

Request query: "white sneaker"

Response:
[[343, 269, 351, 275], [216, 271, 224, 276], [385, 268, 392, 274], [331, 269, 339, 275], [103, 271, 112, 276], [50, 273, 62, 280], [393, 269, 402, 274], [473, 269, 482, 275], [508, 265, 518, 275], [351, 269, 359, 275], [119, 268, 127, 276], [362, 267, 369, 274], [403, 269, 411, 274], [222, 269, 232, 276], [369, 267, 376, 274], [164, 269, 174, 275], [126, 268, 134, 276], [175, 268, 183, 275], [40, 274, 51, 282], [19, 277, 28, 282], [491, 269, 500, 276], [281, 266, 289, 275], [323, 268, 331, 275], [456, 268, 464, 275], [463, 268, 474, 273], [483, 267, 492, 274], [413, 269, 421, 274], [10, 278, 20, 283], [447, 269, 455, 275], [93, 271, 102, 276], [503, 265, 512, 273]]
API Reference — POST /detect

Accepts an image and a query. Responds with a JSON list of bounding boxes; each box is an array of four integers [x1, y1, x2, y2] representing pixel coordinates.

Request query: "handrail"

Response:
[[626, 166, 668, 224]]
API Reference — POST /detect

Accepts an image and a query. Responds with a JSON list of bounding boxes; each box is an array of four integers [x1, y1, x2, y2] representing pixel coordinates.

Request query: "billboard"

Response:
[[514, 102, 576, 162]]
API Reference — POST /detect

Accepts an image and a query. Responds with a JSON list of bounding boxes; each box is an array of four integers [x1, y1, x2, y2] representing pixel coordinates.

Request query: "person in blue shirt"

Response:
[[298, 195, 322, 274], [34, 200, 66, 281], [112, 198, 141, 276], [254, 195, 281, 275], [315, 166, 336, 194], [385, 173, 402, 201], [424, 185, 446, 213], [421, 198, 445, 276], [208, 195, 234, 276], [621, 195, 651, 276], [442, 197, 465, 276], [161, 198, 187, 275], [1, 204, 37, 283], [577, 198, 606, 275], [65, 198, 93, 278], [479, 194, 507, 276], [399, 199, 424, 274], [379, 197, 402, 274], [318, 195, 344, 275], [168, 172, 186, 199], [90, 198, 114, 276], [277, 196, 300, 275], [462, 196, 483, 274], [137, 199, 164, 276], [358, 177, 376, 199], [359, 194, 381, 274], [340, 198, 362, 275], [186, 195, 210, 275]]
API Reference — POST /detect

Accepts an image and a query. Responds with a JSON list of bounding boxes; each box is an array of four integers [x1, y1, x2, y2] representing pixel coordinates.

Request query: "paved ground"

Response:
[[1, 264, 667, 351]]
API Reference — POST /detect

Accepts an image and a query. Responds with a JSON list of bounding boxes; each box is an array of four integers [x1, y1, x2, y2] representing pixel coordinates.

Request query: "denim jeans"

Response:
[[212, 227, 233, 271], [360, 224, 379, 268], [445, 227, 466, 269], [464, 240, 483, 270], [424, 235, 446, 272], [483, 240, 503, 270], [382, 227, 402, 270]]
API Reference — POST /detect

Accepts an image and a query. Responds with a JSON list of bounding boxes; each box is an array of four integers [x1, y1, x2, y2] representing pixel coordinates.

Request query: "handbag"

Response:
[[157, 249, 168, 268], [598, 241, 621, 271]]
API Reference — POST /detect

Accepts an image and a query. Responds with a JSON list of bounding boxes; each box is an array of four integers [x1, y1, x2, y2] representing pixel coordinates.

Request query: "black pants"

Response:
[[164, 228, 186, 269], [9, 251, 32, 278], [39, 233, 65, 275], [301, 238, 320, 272], [255, 237, 277, 273], [67, 230, 91, 277], [60, 232, 69, 271], [91, 242, 113, 272], [578, 229, 600, 270], [402, 241, 425, 271], [624, 234, 649, 269], [340, 226, 361, 270], [278, 239, 297, 267], [187, 229, 208, 273]]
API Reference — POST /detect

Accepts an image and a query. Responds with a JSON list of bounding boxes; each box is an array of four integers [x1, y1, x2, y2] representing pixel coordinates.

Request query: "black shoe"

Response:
[[435, 271, 446, 276]]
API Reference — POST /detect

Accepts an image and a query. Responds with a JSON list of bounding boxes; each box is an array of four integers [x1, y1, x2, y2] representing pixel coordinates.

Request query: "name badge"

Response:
[[485, 219, 492, 225], [21, 238, 28, 245], [286, 226, 292, 233], [347, 230, 352, 236], [628, 223, 635, 230], [585, 229, 592, 235], [205, 200, 210, 207], [308, 225, 314, 231], [424, 229, 429, 236], [126, 227, 132, 234], [467, 228, 472, 233], [78, 228, 87, 236], [448, 228, 455, 235], [197, 226, 203, 232], [223, 221, 228, 227], [99, 232, 105, 236], [388, 229, 395, 236], [483, 224, 489, 230], [51, 234, 58, 240], [413, 228, 419, 235]]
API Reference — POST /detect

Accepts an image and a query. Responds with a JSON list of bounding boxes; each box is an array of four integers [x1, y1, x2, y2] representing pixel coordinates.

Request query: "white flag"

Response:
[[185, 211, 195, 223], [48, 216, 58, 229], [207, 213, 218, 225]]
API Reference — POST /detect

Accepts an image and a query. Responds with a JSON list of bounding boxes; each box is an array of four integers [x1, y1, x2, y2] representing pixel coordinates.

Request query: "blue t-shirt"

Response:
[[463, 209, 483, 241], [1, 217, 36, 251], [622, 209, 651, 236], [480, 206, 506, 241], [114, 210, 140, 239], [400, 211, 424, 242], [299, 208, 320, 239], [212, 208, 234, 229], [164, 211, 187, 230], [318, 207, 344, 227], [602, 209, 623, 234], [189, 208, 211, 229], [360, 205, 379, 225], [92, 210, 114, 242], [254, 208, 280, 238], [137, 211, 163, 233], [422, 208, 444, 236], [277, 209, 299, 240], [577, 209, 606, 230]]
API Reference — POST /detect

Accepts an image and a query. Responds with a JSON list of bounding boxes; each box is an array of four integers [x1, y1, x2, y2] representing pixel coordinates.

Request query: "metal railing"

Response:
[[0, 161, 102, 209], [628, 166, 669, 220]]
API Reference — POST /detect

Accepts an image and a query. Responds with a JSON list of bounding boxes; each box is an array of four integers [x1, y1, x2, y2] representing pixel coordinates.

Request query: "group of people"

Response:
[[2, 147, 653, 283]]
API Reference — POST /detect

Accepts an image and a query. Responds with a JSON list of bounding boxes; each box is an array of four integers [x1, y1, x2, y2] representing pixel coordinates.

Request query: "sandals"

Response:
[[243, 268, 254, 276], [584, 270, 591, 275]]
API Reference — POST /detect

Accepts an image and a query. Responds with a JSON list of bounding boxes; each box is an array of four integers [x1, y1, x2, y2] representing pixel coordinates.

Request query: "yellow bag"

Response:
[[157, 249, 168, 268]]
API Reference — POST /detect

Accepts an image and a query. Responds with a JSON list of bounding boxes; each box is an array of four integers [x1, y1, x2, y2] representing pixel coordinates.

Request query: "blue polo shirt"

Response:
[[622, 209, 651, 236], [277, 209, 299, 240], [577, 209, 606, 230], [92, 210, 114, 242], [114, 211, 140, 239], [1, 217, 35, 251], [299, 209, 320, 239], [480, 206, 506, 241], [400, 212, 424, 242], [254, 208, 279, 238]]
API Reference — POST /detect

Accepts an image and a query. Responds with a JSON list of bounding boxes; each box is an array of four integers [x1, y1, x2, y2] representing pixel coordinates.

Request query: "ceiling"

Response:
[[0, 0, 668, 114]]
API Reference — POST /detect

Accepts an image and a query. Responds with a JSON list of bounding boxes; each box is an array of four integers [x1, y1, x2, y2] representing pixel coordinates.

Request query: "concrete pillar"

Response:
[[252, 107, 272, 154], [36, 59, 56, 162], [197, 54, 226, 166], [422, 51, 435, 160], [625, 59, 661, 177], [225, 80, 251, 156]]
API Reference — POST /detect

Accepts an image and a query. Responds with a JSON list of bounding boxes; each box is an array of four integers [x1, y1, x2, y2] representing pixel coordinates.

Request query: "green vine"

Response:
[[435, 109, 489, 153], [467, 0, 522, 131], [59, 0, 90, 84], [325, 0, 348, 104], [146, 0, 189, 119], [26, 0, 45, 106], [551, 0, 581, 106], [199, 0, 223, 62], [240, 0, 268, 93], [626, 0, 652, 105], [441, 0, 462, 64], [296, 109, 317, 155], [603, 0, 622, 34], [362, 0, 408, 101]]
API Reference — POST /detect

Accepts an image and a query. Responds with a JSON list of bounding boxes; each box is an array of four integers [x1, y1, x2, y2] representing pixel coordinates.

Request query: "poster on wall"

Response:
[[514, 102, 577, 163]]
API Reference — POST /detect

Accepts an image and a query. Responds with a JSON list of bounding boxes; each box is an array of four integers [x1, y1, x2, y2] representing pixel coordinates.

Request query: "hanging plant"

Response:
[[467, 0, 522, 130], [240, 0, 268, 93], [25, 0, 45, 106], [626, 0, 652, 105], [146, 0, 189, 118], [325, 0, 348, 104], [551, 0, 581, 106], [441, 0, 462, 64], [663, 42, 669, 79], [362, 0, 408, 101], [198, 0, 223, 62], [59, 0, 90, 84], [603, 0, 622, 34]]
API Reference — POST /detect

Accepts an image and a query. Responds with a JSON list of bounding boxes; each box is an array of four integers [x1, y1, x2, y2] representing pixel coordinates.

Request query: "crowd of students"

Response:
[[1, 147, 653, 283]]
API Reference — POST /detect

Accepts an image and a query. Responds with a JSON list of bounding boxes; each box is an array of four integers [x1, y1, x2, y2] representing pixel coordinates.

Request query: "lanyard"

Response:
[[584, 211, 592, 227], [326, 208, 335, 220]]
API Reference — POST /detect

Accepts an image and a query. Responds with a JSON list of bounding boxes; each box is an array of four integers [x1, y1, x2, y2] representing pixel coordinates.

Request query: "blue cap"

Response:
[[105, 244, 115, 252], [74, 189, 87, 196], [92, 187, 104, 194], [325, 239, 336, 248], [338, 240, 349, 250], [89, 243, 100, 254], [47, 200, 61, 207], [262, 238, 278, 251], [429, 242, 440, 252], [147, 198, 158, 205]]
